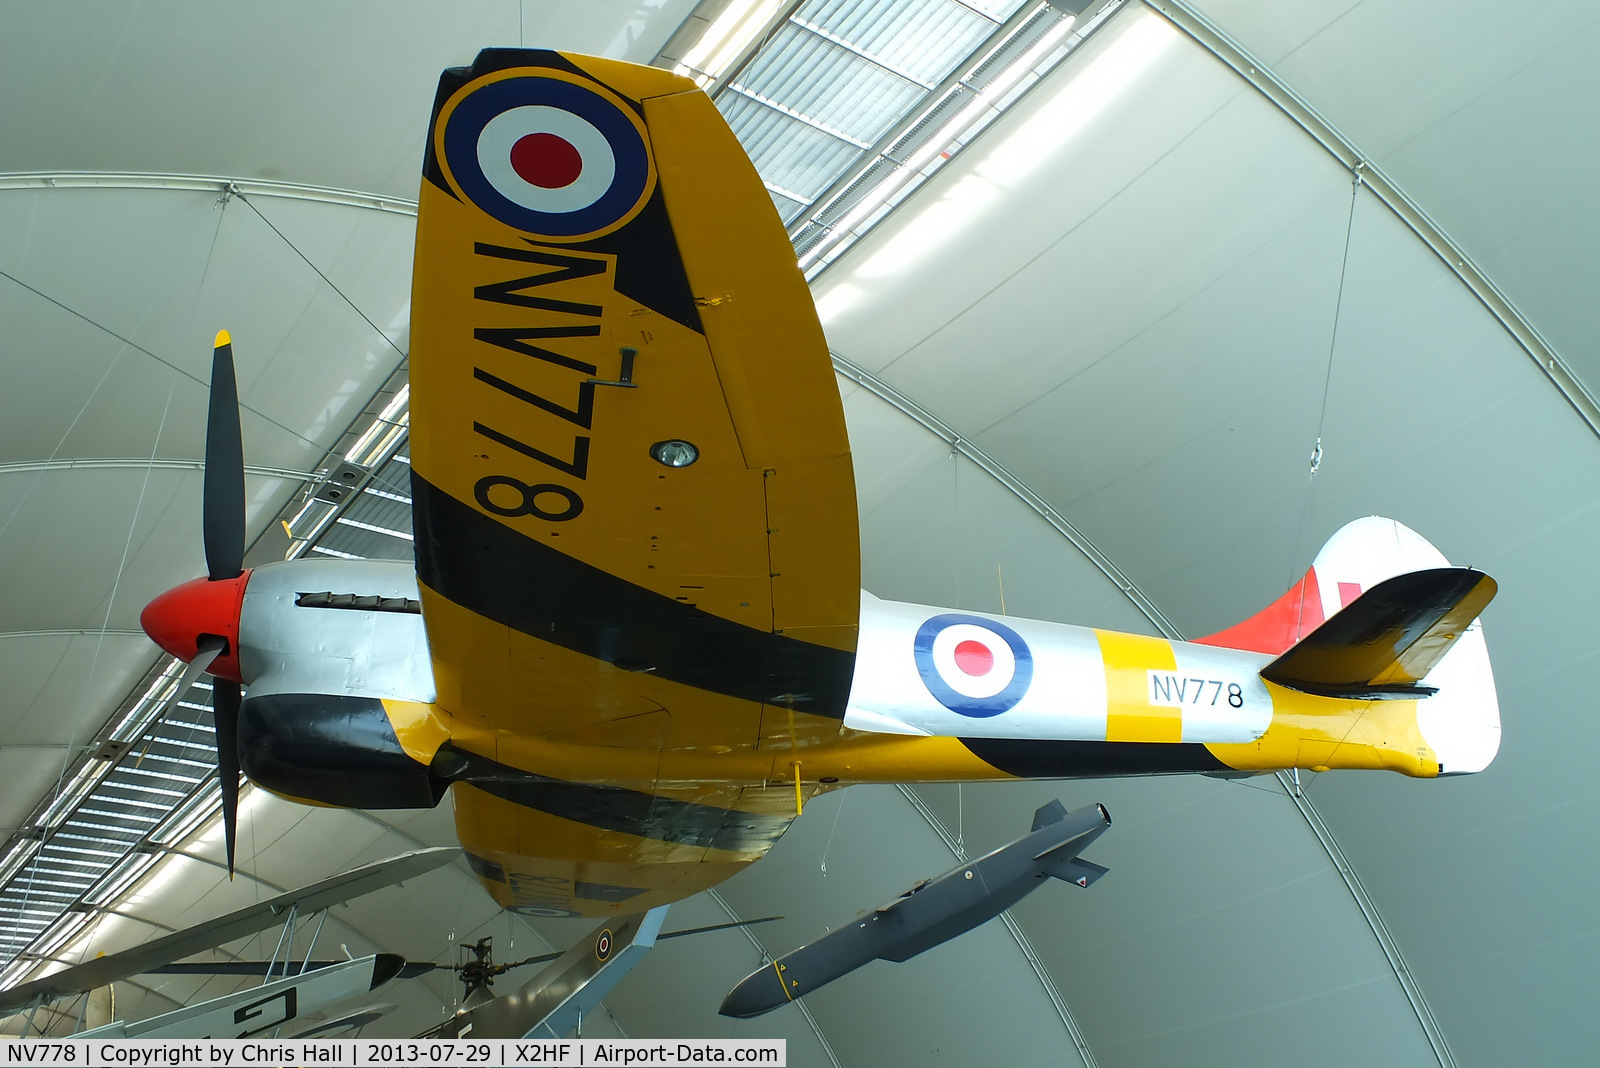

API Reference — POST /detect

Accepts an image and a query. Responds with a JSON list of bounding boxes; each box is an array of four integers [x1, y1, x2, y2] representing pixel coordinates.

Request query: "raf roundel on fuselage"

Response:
[[914, 613, 1034, 718]]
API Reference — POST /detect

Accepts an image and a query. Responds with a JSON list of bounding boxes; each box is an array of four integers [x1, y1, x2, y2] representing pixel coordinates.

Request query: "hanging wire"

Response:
[[6, 194, 238, 979], [0, 267, 314, 447], [17, 375, 179, 928], [952, 443, 962, 607], [72, 188, 221, 704], [233, 191, 409, 362], [1288, 170, 1363, 599], [818, 789, 847, 874], [956, 783, 964, 855], [1314, 165, 1366, 447], [0, 191, 235, 546]]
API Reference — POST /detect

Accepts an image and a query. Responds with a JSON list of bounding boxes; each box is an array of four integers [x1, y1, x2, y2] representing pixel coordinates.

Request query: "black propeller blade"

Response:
[[204, 330, 246, 876], [203, 331, 246, 582], [212, 677, 243, 878]]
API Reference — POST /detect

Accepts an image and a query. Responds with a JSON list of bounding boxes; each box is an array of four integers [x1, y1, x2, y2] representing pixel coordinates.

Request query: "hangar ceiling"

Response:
[[2, 0, 1597, 1064]]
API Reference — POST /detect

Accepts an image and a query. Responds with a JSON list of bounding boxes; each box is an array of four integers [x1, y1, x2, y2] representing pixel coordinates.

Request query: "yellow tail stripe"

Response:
[[1096, 630, 1183, 743]]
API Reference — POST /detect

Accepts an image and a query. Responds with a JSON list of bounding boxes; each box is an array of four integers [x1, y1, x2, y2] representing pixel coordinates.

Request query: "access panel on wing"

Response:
[[408, 49, 859, 751]]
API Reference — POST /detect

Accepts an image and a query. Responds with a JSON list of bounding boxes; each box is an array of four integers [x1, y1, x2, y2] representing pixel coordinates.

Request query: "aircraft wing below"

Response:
[[0, 847, 457, 1014], [78, 955, 403, 1039]]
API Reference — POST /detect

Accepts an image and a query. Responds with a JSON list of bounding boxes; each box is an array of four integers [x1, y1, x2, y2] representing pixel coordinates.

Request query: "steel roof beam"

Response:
[[0, 459, 317, 480]]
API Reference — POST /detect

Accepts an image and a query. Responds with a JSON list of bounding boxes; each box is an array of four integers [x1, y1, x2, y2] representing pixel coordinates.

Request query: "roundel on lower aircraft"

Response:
[[913, 614, 1033, 718], [439, 70, 654, 241]]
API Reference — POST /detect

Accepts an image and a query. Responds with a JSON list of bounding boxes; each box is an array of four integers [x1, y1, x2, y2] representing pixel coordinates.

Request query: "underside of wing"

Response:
[[409, 49, 859, 766]]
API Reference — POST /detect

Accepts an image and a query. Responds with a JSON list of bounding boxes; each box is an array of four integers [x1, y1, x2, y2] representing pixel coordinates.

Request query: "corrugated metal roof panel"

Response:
[[720, 91, 868, 201], [738, 24, 927, 145]]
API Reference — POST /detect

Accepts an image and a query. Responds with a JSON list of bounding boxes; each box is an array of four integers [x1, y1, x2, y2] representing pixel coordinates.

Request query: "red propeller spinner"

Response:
[[139, 572, 250, 683]]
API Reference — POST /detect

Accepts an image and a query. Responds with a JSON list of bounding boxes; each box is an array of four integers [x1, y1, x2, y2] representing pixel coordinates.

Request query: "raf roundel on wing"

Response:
[[441, 72, 653, 240], [913, 613, 1034, 718]]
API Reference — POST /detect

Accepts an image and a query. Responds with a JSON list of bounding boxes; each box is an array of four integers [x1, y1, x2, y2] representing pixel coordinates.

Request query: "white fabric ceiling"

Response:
[[2, 0, 1596, 1064]]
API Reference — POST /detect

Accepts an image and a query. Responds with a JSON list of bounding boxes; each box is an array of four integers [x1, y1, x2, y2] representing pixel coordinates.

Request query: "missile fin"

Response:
[[1046, 857, 1108, 888], [1031, 799, 1068, 832]]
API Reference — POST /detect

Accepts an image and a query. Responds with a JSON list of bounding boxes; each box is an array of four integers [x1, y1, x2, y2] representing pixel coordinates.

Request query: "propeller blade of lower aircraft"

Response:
[[203, 331, 245, 582], [212, 677, 243, 877]]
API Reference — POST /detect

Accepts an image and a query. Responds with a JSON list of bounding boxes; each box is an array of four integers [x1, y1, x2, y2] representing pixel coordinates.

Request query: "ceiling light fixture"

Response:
[[344, 382, 411, 464], [855, 173, 1001, 278]]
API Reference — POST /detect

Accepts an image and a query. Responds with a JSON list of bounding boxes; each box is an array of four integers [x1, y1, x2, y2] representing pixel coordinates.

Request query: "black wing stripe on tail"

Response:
[[1261, 567, 1496, 698]]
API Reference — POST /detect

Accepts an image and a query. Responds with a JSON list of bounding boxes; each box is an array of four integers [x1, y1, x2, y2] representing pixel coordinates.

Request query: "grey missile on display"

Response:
[[719, 800, 1111, 1018]]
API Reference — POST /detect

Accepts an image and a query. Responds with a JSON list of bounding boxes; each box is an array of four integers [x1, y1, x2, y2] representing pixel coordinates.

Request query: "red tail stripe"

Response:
[[1194, 567, 1325, 656]]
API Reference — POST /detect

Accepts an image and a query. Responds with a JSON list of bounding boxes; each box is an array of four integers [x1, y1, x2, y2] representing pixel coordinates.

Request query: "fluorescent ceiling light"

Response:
[[344, 382, 411, 463], [970, 12, 1079, 110], [675, 0, 785, 87], [119, 853, 187, 910]]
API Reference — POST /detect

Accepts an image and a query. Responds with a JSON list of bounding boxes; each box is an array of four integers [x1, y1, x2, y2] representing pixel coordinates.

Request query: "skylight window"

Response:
[[674, 0, 1124, 278]]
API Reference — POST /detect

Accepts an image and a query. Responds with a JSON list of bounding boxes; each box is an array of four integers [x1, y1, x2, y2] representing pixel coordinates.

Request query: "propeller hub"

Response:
[[140, 572, 251, 682]]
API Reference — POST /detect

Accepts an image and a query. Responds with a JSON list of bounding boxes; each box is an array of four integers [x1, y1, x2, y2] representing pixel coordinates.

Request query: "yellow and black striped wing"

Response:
[[409, 49, 859, 760]]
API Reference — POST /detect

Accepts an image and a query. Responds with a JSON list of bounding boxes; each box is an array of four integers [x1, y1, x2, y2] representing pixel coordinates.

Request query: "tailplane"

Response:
[[1258, 567, 1496, 700]]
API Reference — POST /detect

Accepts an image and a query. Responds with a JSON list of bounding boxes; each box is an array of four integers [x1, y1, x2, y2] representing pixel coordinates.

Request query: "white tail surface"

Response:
[[1201, 517, 1500, 775], [1314, 517, 1499, 775]]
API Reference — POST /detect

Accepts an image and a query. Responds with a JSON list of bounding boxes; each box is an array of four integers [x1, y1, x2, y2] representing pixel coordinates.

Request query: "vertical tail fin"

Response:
[[1031, 799, 1068, 831]]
